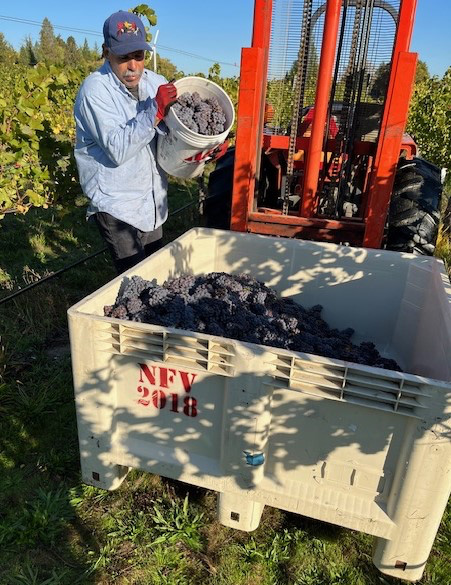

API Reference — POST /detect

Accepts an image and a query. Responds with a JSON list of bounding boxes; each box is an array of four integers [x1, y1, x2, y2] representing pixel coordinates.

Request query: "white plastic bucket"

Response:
[[156, 76, 235, 179]]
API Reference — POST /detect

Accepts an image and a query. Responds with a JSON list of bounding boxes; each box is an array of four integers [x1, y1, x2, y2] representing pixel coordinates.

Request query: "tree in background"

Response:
[[207, 62, 238, 115], [92, 42, 101, 61], [81, 38, 92, 62], [415, 60, 430, 84], [156, 55, 178, 79], [265, 44, 319, 131], [37, 17, 65, 64], [64, 36, 80, 67], [370, 62, 391, 101], [407, 67, 451, 174], [16, 24, 99, 68], [18, 36, 38, 66], [55, 35, 67, 64], [207, 62, 222, 84], [0, 32, 17, 63], [370, 59, 430, 101]]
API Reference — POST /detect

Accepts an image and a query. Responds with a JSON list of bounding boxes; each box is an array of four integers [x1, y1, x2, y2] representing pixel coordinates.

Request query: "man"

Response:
[[74, 10, 177, 273]]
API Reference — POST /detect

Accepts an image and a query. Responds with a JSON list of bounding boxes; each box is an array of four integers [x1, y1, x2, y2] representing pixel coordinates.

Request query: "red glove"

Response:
[[155, 83, 177, 122], [211, 140, 229, 161]]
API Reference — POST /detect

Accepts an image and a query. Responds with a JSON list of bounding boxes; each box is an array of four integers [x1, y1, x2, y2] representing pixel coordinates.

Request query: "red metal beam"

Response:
[[230, 0, 272, 232], [252, 0, 273, 189], [247, 221, 364, 244], [263, 135, 376, 157], [363, 0, 418, 248], [249, 211, 365, 231], [230, 47, 265, 232], [300, 0, 342, 217], [252, 0, 273, 48]]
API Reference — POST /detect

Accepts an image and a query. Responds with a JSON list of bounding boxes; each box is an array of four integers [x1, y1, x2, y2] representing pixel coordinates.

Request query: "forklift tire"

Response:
[[386, 157, 443, 255], [203, 147, 235, 230]]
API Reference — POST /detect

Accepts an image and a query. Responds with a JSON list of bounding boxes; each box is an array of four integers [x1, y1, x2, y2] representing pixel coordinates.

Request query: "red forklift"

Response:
[[204, 0, 443, 255]]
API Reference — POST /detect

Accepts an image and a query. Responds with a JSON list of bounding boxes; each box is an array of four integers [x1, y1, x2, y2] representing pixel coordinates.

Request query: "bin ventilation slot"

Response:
[[97, 323, 235, 375], [268, 354, 429, 417]]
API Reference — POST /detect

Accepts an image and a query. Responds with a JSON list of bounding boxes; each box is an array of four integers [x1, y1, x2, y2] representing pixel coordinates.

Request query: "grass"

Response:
[[0, 181, 450, 584]]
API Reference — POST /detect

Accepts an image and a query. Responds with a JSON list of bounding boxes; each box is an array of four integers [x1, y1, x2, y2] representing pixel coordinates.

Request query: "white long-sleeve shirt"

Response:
[[74, 60, 168, 232]]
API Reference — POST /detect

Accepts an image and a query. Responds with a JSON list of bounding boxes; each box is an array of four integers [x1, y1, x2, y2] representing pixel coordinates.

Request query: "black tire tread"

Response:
[[386, 157, 443, 255]]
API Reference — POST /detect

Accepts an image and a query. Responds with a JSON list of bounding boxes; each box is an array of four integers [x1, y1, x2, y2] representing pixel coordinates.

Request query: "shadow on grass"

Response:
[[0, 178, 200, 300], [0, 178, 204, 583], [0, 353, 99, 583]]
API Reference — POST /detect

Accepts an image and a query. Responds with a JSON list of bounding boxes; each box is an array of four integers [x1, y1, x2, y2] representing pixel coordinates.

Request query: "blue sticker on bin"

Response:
[[245, 452, 265, 466]]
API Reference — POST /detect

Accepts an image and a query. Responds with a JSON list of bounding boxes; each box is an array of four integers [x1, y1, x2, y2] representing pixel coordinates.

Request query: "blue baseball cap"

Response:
[[103, 10, 152, 56]]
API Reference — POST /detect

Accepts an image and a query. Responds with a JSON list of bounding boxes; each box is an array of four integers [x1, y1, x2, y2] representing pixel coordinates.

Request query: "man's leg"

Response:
[[94, 212, 146, 274], [142, 225, 163, 258]]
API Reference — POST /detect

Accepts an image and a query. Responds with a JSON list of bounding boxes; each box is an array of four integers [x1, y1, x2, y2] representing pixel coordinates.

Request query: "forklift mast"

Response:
[[230, 0, 418, 248]]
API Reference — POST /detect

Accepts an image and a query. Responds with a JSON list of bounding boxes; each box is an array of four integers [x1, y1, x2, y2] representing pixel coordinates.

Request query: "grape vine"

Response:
[[0, 63, 86, 217]]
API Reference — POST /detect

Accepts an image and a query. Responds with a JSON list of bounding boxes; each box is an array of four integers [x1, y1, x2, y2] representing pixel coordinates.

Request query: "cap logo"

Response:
[[116, 21, 140, 36]]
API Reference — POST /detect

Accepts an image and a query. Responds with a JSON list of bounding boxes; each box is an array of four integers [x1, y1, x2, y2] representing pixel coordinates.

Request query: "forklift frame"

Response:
[[230, 0, 418, 248]]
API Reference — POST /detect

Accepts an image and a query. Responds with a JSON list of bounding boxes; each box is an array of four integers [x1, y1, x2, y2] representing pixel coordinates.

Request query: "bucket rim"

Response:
[[173, 75, 233, 95]]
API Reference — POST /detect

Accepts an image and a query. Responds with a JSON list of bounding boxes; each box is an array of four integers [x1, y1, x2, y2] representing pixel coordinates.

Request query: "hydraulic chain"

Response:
[[283, 0, 313, 215], [320, 0, 364, 216], [336, 0, 376, 215]]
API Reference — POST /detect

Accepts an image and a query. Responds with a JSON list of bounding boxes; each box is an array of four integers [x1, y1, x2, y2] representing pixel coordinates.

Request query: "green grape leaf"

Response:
[[19, 124, 34, 137]]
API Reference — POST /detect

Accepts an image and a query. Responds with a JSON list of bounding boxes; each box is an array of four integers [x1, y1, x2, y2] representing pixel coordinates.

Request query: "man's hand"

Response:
[[155, 83, 177, 123]]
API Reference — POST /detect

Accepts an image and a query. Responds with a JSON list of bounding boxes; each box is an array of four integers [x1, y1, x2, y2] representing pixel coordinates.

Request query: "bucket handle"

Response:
[[184, 147, 216, 164]]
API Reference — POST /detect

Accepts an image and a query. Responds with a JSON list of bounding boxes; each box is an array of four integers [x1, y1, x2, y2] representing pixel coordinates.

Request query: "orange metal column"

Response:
[[252, 0, 273, 48], [362, 52, 417, 248], [252, 0, 273, 184], [230, 0, 272, 232], [230, 48, 265, 232], [301, 0, 342, 217], [363, 0, 418, 248]]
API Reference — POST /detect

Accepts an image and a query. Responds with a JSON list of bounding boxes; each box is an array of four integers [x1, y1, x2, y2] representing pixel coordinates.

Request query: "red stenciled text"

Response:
[[136, 363, 198, 417]]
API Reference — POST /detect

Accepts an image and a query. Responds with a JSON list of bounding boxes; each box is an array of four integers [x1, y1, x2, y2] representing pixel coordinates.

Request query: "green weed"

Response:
[[0, 267, 11, 287], [138, 543, 196, 585], [106, 509, 149, 544], [36, 444, 77, 476], [151, 494, 205, 551], [240, 528, 302, 566], [4, 487, 74, 548], [0, 516, 22, 549], [0, 381, 13, 413], [88, 540, 117, 571], [28, 233, 56, 263], [7, 562, 67, 585], [68, 483, 113, 509], [13, 385, 60, 419], [436, 227, 451, 276], [293, 562, 364, 585]]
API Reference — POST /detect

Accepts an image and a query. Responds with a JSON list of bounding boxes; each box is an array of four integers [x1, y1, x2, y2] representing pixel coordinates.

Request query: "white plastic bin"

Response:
[[68, 228, 451, 582], [157, 76, 234, 179]]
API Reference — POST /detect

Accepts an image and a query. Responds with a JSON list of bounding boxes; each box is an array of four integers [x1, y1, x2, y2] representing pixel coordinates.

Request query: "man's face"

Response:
[[105, 48, 145, 89]]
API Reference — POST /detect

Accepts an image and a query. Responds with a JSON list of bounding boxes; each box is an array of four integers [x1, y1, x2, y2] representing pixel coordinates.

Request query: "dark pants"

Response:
[[94, 212, 163, 274]]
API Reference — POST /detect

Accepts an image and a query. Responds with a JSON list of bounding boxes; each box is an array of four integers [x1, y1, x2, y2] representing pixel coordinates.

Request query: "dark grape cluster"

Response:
[[104, 273, 401, 371], [172, 92, 227, 135]]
